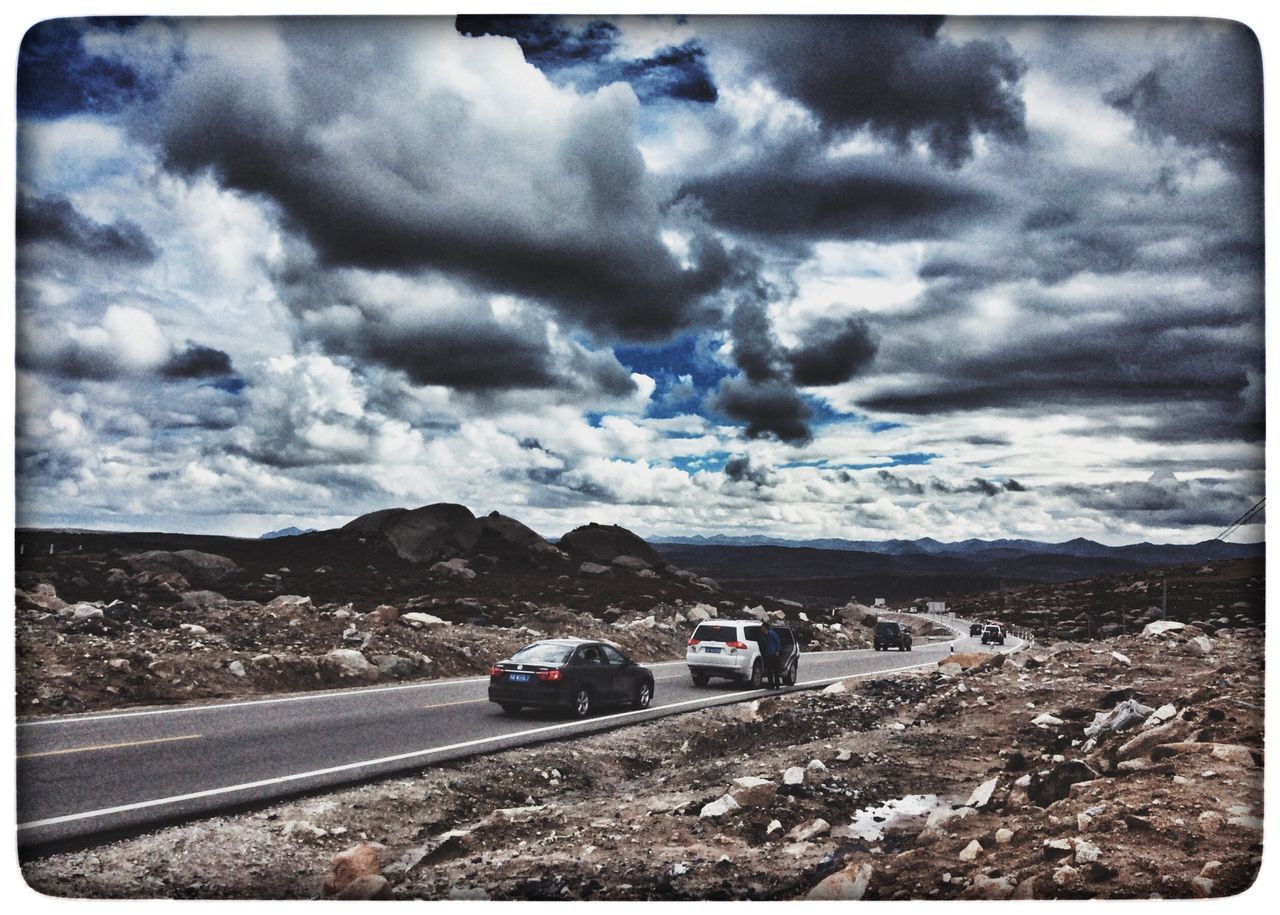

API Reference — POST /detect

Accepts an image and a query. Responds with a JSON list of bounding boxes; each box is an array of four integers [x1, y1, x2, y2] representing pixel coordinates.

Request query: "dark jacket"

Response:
[[760, 628, 781, 657]]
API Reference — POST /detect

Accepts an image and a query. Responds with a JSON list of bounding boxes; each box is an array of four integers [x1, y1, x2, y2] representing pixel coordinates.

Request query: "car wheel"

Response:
[[692, 674, 709, 687], [571, 687, 591, 718], [783, 661, 798, 686], [906, 642, 912, 652], [499, 703, 521, 716], [634, 680, 653, 709], [749, 660, 763, 689]]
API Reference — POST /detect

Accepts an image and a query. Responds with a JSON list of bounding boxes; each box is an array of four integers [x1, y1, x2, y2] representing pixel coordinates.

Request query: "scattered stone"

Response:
[[787, 818, 830, 842], [578, 562, 612, 576], [699, 795, 741, 819], [1141, 620, 1185, 638], [995, 827, 1014, 845], [958, 839, 983, 862], [807, 862, 873, 900], [399, 612, 450, 629], [323, 649, 372, 675], [227, 660, 246, 678], [783, 766, 805, 786], [967, 777, 999, 809], [1074, 838, 1101, 864], [322, 843, 388, 898]]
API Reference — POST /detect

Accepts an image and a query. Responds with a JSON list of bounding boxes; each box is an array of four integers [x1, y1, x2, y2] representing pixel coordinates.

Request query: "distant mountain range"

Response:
[[651, 534, 1262, 565], [259, 526, 317, 539]]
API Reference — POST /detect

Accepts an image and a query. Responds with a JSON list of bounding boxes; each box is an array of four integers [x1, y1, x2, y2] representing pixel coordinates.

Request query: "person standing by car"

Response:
[[759, 620, 782, 688]]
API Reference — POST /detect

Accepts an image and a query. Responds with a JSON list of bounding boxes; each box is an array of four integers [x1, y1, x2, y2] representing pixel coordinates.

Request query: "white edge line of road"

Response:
[[14, 644, 917, 729], [18, 644, 998, 833]]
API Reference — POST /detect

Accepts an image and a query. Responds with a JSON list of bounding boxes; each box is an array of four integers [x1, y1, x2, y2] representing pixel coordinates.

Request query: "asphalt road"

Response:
[[17, 617, 1020, 851]]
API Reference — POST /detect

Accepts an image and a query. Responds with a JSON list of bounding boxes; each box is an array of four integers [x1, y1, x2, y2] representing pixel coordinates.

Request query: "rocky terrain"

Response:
[[948, 558, 1264, 643], [22, 622, 1262, 899], [17, 504, 898, 716]]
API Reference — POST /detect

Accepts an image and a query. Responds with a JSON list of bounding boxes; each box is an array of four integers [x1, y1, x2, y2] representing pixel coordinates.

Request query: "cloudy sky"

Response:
[[13, 13, 1265, 544]]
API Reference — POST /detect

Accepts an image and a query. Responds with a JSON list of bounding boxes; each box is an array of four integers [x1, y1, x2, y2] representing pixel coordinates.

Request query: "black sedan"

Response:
[[488, 639, 655, 718]]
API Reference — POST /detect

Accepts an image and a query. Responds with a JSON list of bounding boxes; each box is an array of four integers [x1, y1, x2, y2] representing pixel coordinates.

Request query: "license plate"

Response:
[[508, 672, 531, 682], [704, 647, 722, 654]]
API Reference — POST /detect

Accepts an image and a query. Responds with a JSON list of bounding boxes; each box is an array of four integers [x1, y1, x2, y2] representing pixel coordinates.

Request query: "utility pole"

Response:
[[1162, 577, 1167, 619]]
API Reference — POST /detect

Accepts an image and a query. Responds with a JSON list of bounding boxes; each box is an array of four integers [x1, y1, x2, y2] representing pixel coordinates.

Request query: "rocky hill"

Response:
[[14, 505, 869, 716]]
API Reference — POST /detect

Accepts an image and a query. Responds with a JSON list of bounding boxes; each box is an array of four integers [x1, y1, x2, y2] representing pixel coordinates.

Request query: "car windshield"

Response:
[[693, 624, 737, 642], [510, 643, 575, 665]]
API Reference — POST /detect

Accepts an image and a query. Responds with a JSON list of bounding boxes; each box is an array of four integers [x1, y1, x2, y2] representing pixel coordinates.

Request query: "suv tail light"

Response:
[[726, 640, 748, 650], [687, 638, 700, 646], [536, 669, 561, 681], [489, 666, 503, 677]]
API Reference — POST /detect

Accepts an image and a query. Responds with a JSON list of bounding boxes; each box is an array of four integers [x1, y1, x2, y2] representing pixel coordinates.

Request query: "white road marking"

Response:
[[17, 646, 977, 832]]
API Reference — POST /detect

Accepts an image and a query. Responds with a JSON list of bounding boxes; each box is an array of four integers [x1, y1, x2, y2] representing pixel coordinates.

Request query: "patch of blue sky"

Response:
[[616, 333, 732, 420], [19, 18, 158, 119], [828, 452, 942, 471], [869, 420, 906, 433], [670, 451, 730, 474]]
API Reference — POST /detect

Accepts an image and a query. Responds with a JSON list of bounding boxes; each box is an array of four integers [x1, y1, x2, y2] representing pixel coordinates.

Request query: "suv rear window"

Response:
[[876, 622, 900, 634], [692, 624, 738, 643]]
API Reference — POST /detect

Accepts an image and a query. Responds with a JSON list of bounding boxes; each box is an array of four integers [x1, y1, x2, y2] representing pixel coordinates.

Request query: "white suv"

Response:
[[686, 619, 799, 688]]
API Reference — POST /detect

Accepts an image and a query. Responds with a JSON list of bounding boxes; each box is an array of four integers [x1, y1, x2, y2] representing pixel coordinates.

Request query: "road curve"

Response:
[[17, 616, 1020, 852]]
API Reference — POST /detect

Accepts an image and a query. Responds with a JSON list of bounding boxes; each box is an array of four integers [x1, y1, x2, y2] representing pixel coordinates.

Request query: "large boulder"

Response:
[[343, 503, 482, 563], [127, 550, 242, 586], [557, 522, 662, 566], [480, 512, 557, 553]]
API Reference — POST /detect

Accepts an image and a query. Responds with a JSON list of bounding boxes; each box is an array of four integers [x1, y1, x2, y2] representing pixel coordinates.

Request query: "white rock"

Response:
[[807, 759, 828, 773], [1073, 838, 1101, 864], [324, 649, 371, 673], [180, 623, 208, 635], [1142, 620, 1185, 637], [1032, 713, 1064, 727], [822, 681, 848, 695], [807, 862, 873, 900], [787, 818, 830, 842], [967, 777, 999, 809], [1111, 651, 1130, 666], [995, 828, 1014, 845], [399, 612, 450, 628], [766, 819, 783, 835], [783, 766, 806, 786], [699, 795, 741, 819], [958, 840, 983, 862], [227, 660, 246, 678], [1142, 704, 1178, 729]]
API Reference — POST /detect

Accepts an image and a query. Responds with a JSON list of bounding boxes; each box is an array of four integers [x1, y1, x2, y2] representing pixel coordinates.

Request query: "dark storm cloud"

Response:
[[723, 455, 774, 487], [1056, 478, 1256, 528], [728, 299, 782, 382], [876, 470, 925, 496], [456, 16, 717, 103], [131, 17, 734, 343], [787, 316, 877, 387], [1106, 22, 1261, 171], [929, 476, 1022, 497], [707, 377, 812, 444], [17, 190, 157, 264], [719, 15, 1026, 167], [161, 343, 234, 379], [680, 148, 993, 243]]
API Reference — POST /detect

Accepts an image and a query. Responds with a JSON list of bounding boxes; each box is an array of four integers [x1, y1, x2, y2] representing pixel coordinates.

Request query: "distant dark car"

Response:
[[970, 622, 984, 636], [488, 639, 655, 718], [874, 620, 912, 652], [981, 624, 1006, 645]]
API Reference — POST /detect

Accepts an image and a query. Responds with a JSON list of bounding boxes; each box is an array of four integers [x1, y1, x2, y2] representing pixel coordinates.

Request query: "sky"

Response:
[[11, 13, 1266, 544]]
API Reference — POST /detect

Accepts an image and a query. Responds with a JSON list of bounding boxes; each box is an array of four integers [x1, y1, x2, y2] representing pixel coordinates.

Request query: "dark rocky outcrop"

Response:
[[126, 549, 242, 586], [558, 522, 662, 567], [343, 503, 482, 564]]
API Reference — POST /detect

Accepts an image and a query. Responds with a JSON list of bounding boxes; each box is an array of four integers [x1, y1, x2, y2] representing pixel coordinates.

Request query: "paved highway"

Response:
[[17, 617, 1019, 851]]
